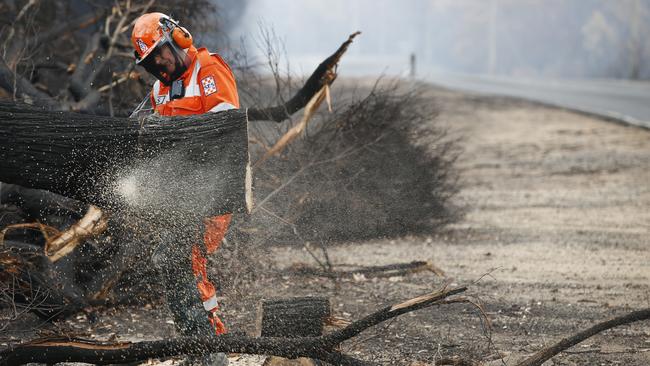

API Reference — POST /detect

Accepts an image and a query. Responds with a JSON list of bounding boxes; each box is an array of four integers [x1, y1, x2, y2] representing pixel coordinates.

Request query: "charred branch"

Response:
[[26, 12, 105, 47], [288, 261, 445, 278], [69, 33, 103, 101], [0, 286, 467, 366], [0, 61, 59, 109], [516, 308, 650, 366], [0, 183, 88, 222], [248, 32, 360, 122]]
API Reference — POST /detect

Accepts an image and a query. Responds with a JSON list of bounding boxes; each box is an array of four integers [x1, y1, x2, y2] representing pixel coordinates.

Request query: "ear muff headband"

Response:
[[160, 16, 193, 49]]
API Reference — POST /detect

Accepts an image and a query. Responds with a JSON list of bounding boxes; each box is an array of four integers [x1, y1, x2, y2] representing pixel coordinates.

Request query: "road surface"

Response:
[[425, 71, 650, 128]]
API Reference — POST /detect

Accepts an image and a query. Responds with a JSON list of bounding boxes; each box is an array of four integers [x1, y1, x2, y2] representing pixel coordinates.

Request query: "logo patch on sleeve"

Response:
[[201, 76, 218, 96]]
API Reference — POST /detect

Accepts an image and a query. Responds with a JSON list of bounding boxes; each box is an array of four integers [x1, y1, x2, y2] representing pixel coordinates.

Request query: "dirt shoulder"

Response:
[[269, 85, 650, 365]]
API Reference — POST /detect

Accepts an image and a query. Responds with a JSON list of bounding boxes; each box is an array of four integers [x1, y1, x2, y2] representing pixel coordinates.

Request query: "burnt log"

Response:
[[0, 103, 251, 215]]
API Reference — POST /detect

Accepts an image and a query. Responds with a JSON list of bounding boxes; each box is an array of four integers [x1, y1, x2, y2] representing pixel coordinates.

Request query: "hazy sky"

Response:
[[225, 0, 650, 80]]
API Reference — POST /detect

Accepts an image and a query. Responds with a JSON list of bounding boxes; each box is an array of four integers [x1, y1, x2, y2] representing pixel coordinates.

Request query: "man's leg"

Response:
[[191, 213, 232, 335], [151, 233, 216, 338], [152, 230, 229, 366]]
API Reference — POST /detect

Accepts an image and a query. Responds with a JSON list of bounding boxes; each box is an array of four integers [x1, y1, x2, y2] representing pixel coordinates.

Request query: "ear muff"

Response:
[[172, 26, 192, 49]]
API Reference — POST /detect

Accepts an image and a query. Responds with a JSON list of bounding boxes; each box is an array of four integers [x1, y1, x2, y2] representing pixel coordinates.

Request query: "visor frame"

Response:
[[136, 36, 191, 86]]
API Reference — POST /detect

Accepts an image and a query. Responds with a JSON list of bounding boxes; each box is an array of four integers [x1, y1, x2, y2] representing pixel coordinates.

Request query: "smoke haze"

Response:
[[221, 0, 650, 80]]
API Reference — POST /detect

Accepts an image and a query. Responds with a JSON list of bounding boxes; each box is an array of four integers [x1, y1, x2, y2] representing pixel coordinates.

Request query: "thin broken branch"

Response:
[[248, 32, 360, 122], [254, 84, 329, 165], [288, 260, 445, 279]]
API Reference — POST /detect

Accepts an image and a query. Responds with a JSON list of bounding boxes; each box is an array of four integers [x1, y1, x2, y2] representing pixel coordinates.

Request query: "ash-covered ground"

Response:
[[2, 82, 649, 365]]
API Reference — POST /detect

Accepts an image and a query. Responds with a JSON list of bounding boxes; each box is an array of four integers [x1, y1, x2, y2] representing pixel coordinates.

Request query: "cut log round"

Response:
[[257, 297, 331, 338], [258, 297, 331, 366]]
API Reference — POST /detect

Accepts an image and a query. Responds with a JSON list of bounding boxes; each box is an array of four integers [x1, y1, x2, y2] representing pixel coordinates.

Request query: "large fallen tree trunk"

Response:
[[0, 106, 251, 214], [0, 286, 467, 366]]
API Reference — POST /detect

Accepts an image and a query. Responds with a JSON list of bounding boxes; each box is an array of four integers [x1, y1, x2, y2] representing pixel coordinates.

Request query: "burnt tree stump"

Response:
[[258, 297, 331, 338], [258, 297, 331, 366]]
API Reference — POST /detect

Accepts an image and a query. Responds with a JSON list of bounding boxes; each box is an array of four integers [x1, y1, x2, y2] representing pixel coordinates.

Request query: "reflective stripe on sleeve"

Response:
[[209, 102, 236, 113], [185, 58, 202, 97]]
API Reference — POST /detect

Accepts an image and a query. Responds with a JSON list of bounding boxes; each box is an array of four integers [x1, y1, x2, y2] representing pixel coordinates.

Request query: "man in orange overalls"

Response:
[[131, 12, 239, 365]]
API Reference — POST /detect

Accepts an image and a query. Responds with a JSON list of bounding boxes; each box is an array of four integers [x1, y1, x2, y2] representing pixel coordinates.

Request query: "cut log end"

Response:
[[257, 297, 331, 338]]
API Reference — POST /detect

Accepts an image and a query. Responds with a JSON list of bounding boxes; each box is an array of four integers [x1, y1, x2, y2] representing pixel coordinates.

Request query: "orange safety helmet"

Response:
[[131, 13, 194, 85]]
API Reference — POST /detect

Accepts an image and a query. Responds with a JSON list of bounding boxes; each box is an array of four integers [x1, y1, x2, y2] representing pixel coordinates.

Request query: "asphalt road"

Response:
[[424, 72, 650, 129]]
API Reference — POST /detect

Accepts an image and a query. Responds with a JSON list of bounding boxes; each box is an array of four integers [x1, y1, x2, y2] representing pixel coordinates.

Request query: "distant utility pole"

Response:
[[488, 0, 498, 74], [627, 0, 644, 79], [410, 53, 416, 78]]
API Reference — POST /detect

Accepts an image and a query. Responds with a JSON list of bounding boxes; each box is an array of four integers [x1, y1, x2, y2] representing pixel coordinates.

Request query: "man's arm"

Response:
[[198, 54, 240, 113]]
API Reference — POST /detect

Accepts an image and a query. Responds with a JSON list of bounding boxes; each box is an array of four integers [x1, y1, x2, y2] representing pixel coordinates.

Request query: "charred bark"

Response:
[[288, 261, 445, 279], [0, 103, 251, 215], [258, 297, 331, 338]]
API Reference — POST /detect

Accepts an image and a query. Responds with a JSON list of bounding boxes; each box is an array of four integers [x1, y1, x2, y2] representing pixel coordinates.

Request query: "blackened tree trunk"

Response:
[[0, 102, 251, 215]]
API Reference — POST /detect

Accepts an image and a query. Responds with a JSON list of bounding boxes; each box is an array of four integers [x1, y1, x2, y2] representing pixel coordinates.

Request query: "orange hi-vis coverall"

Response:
[[151, 46, 239, 115], [152, 45, 239, 336]]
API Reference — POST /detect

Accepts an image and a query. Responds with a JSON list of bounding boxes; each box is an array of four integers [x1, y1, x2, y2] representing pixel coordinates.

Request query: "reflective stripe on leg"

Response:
[[203, 294, 219, 311]]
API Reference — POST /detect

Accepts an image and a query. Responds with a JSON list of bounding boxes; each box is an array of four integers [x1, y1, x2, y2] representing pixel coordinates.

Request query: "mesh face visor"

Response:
[[137, 38, 190, 85]]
